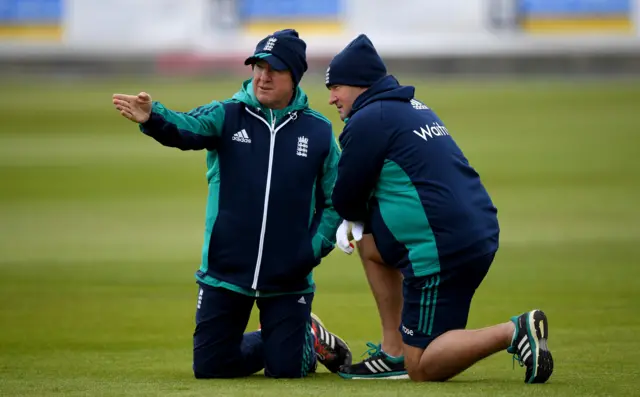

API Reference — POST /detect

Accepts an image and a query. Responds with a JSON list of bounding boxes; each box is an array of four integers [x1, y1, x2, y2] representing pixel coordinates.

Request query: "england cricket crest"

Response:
[[296, 136, 308, 157]]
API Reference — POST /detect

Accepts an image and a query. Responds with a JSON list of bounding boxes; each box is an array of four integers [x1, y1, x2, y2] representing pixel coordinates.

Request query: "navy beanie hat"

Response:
[[325, 34, 387, 88], [245, 29, 308, 86]]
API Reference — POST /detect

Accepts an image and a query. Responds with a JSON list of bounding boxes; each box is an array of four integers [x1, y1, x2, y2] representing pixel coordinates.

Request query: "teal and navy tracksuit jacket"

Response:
[[332, 75, 499, 279], [139, 80, 342, 296]]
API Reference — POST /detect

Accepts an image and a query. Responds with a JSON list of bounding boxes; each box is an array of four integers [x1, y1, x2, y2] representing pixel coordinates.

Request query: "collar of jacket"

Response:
[[232, 78, 309, 125]]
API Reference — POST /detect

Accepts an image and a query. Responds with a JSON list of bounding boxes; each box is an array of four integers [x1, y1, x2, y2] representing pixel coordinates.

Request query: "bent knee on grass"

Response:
[[404, 343, 452, 382]]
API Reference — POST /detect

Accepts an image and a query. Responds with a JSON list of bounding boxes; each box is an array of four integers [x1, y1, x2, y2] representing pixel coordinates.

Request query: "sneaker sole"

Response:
[[526, 309, 554, 384], [338, 371, 409, 380]]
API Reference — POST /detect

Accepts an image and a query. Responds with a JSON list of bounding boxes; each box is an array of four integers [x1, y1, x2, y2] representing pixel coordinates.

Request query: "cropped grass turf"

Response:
[[1, 76, 638, 396]]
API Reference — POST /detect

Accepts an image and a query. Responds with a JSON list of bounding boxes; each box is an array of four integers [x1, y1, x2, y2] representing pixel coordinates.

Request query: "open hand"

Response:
[[112, 92, 153, 123]]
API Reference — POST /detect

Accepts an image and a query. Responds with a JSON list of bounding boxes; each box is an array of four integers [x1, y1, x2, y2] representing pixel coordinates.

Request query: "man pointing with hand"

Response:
[[113, 28, 351, 379]]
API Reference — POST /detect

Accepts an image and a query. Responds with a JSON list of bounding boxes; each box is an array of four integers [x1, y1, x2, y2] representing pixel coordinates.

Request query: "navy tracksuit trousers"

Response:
[[192, 282, 317, 378]]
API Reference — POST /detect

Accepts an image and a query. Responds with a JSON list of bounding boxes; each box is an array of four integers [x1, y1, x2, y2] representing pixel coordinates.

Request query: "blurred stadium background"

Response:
[[1, 1, 639, 396]]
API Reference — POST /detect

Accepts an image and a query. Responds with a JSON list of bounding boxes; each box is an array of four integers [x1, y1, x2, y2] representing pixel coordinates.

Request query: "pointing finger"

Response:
[[113, 94, 135, 101]]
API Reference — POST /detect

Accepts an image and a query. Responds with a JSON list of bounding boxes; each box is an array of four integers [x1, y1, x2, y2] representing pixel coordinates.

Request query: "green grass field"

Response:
[[1, 75, 639, 396]]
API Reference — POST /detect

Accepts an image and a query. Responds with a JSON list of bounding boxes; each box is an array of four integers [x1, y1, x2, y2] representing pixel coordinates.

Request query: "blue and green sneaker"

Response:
[[508, 309, 554, 384], [338, 342, 408, 380]]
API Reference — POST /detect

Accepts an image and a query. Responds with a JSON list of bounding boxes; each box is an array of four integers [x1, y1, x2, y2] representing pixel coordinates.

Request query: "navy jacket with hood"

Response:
[[332, 76, 499, 279], [139, 80, 342, 296]]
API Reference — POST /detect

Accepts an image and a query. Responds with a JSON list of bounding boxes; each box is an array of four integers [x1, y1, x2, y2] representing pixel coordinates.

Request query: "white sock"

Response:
[[381, 347, 400, 358]]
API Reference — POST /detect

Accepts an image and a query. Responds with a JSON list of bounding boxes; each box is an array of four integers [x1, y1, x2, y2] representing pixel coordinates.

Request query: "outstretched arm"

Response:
[[112, 92, 225, 151]]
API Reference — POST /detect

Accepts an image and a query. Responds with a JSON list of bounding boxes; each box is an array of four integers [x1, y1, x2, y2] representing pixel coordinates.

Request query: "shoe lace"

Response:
[[361, 342, 383, 361], [512, 353, 524, 369]]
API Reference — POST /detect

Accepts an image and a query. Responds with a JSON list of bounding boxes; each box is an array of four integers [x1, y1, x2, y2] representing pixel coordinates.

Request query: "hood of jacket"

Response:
[[347, 75, 415, 121]]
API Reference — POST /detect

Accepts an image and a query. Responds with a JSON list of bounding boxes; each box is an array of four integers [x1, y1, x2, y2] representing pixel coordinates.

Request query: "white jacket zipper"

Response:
[[245, 107, 296, 292]]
